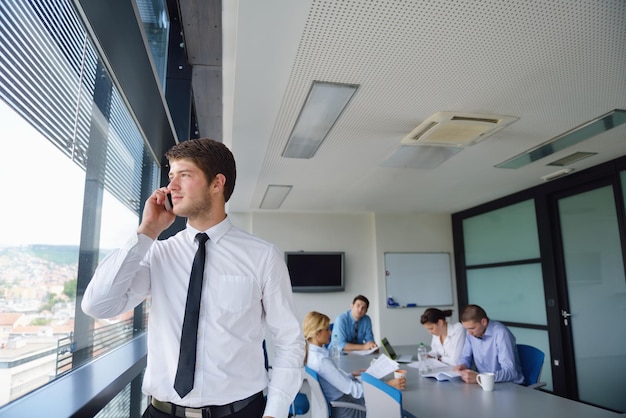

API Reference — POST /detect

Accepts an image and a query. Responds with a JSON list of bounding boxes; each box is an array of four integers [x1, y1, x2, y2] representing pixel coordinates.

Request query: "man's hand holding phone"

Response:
[[137, 188, 176, 239]]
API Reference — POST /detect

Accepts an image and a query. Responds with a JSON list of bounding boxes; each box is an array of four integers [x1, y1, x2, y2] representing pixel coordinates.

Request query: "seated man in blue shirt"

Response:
[[329, 295, 378, 352], [454, 304, 524, 384]]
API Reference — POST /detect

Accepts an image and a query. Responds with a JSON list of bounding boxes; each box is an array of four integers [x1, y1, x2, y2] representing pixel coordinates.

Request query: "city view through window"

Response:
[[0, 99, 140, 406]]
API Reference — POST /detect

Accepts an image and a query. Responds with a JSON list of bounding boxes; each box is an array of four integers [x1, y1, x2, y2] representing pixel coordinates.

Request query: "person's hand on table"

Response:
[[453, 364, 478, 384], [388, 376, 406, 390], [458, 369, 478, 384], [362, 341, 378, 350]]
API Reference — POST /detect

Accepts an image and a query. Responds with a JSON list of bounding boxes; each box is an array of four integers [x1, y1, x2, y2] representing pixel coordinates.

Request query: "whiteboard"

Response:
[[384, 252, 453, 307]]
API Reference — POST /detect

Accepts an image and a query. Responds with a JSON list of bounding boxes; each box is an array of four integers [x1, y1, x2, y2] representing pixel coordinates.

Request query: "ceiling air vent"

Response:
[[401, 112, 518, 147]]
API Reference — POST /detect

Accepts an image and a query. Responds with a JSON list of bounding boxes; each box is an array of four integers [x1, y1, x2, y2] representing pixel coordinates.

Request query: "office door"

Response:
[[556, 184, 626, 412]]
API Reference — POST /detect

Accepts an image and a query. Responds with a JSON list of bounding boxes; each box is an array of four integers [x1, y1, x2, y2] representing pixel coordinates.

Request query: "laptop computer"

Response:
[[380, 337, 414, 363]]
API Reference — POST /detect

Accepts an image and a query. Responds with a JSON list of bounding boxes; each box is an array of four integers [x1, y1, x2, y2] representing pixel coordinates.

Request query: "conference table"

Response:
[[338, 345, 620, 418]]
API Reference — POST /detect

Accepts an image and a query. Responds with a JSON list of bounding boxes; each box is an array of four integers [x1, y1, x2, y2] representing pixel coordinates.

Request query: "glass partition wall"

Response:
[[453, 162, 626, 413], [555, 184, 626, 412], [460, 200, 553, 390]]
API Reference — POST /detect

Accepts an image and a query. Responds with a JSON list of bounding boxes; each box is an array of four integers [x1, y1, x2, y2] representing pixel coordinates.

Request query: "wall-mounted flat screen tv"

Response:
[[285, 252, 345, 293]]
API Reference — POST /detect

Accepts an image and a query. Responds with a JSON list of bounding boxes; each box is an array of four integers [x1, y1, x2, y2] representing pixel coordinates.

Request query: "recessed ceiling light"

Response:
[[496, 109, 626, 169], [259, 185, 292, 209], [281, 81, 359, 159]]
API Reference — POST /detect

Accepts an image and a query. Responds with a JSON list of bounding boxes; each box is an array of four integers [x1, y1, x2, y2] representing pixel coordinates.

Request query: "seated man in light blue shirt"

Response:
[[454, 304, 524, 385], [329, 295, 378, 352]]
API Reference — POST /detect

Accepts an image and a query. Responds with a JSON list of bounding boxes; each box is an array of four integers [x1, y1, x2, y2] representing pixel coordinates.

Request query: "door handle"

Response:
[[561, 309, 572, 326]]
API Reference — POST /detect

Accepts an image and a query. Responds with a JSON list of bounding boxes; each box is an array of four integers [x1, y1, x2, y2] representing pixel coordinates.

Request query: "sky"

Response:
[[0, 99, 139, 249]]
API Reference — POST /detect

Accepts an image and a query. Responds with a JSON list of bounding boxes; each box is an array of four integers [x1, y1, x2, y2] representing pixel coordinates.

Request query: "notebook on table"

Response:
[[380, 337, 414, 363]]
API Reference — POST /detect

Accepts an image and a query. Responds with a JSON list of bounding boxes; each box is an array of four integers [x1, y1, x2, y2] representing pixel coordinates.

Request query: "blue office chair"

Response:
[[517, 344, 547, 389], [264, 340, 310, 417], [289, 392, 310, 417], [305, 365, 366, 418]]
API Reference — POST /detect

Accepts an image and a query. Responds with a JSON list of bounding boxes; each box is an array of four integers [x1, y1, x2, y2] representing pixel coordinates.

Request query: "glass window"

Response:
[[0, 0, 157, 407], [0, 102, 86, 403], [94, 376, 148, 418], [135, 0, 170, 90], [463, 199, 540, 265], [467, 263, 547, 326]]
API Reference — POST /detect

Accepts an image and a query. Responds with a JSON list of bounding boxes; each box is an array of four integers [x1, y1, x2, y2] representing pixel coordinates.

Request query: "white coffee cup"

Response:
[[394, 369, 407, 380], [476, 372, 495, 391]]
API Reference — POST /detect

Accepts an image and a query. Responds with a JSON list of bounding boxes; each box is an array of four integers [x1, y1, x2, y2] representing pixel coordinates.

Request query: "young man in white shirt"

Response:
[[82, 138, 304, 418]]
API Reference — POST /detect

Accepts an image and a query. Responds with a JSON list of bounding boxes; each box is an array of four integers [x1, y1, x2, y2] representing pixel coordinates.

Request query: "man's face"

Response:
[[462, 318, 488, 338], [167, 159, 213, 218], [351, 300, 368, 321]]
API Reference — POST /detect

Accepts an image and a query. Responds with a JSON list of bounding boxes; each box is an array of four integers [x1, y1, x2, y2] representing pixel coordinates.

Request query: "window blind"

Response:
[[0, 0, 148, 214]]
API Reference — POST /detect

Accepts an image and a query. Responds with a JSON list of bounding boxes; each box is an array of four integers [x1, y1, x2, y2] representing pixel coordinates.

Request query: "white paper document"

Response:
[[365, 354, 399, 379], [407, 358, 449, 370], [420, 367, 461, 381], [348, 347, 379, 356]]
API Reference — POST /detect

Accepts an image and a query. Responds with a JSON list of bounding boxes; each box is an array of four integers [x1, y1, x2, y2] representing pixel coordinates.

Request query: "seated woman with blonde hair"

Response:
[[303, 311, 405, 418]]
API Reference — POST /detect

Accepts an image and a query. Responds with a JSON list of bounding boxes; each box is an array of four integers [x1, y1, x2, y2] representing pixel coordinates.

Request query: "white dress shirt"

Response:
[[428, 322, 465, 366], [82, 216, 305, 417]]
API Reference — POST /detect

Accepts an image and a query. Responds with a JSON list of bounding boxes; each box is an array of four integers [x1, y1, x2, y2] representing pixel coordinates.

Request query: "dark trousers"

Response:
[[142, 394, 266, 418]]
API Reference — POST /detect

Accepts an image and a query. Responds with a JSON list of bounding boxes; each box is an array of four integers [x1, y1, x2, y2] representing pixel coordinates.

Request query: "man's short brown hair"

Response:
[[460, 304, 488, 323], [353, 295, 370, 309], [165, 138, 237, 202]]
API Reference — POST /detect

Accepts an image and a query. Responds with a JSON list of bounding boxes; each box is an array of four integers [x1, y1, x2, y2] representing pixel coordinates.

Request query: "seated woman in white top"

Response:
[[420, 308, 465, 366], [304, 311, 405, 418]]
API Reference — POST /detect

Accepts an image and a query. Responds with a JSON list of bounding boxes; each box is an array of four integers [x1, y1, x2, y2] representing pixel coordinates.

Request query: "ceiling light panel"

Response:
[[497, 109, 626, 169], [259, 185, 293, 209], [281, 81, 359, 159]]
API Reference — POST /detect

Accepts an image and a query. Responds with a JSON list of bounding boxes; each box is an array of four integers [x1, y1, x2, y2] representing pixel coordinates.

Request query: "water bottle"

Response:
[[417, 342, 431, 373], [331, 345, 341, 364]]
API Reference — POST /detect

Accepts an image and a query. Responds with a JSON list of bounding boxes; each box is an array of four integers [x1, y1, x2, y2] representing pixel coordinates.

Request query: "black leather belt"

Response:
[[151, 392, 262, 418]]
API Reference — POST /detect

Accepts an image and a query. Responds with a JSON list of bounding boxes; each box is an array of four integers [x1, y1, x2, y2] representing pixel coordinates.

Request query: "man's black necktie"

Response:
[[174, 232, 209, 398], [354, 321, 359, 343]]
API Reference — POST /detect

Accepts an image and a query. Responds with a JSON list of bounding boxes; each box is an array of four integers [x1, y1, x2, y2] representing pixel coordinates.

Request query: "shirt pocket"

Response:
[[211, 275, 254, 312]]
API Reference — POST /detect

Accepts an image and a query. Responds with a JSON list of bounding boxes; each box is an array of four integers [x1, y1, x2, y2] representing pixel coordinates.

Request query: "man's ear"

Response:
[[211, 173, 226, 192]]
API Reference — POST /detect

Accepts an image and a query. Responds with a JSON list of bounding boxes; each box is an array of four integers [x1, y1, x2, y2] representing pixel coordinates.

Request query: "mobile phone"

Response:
[[164, 193, 173, 212]]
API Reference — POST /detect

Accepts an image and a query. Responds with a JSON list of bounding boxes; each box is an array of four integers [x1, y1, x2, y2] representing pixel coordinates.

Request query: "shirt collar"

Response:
[[184, 216, 232, 244], [448, 322, 462, 336], [481, 320, 495, 339], [309, 344, 328, 356]]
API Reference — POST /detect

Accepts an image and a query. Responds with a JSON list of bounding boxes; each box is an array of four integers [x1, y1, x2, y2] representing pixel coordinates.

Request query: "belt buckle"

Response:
[[184, 408, 204, 418]]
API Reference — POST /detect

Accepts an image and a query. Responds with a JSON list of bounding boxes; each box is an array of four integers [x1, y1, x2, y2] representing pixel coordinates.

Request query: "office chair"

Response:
[[361, 372, 415, 418], [263, 340, 309, 417], [289, 391, 310, 417], [304, 365, 366, 418], [517, 344, 547, 389]]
